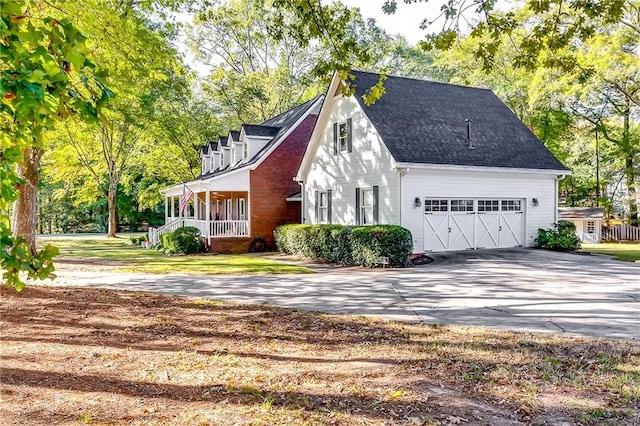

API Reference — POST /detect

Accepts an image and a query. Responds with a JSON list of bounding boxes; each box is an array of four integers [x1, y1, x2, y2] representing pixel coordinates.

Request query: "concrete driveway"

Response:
[[46, 249, 639, 340]]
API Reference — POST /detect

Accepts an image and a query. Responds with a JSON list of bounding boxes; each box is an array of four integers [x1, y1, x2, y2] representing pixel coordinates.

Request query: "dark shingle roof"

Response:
[[558, 207, 605, 219], [209, 141, 218, 152], [352, 70, 568, 171], [229, 130, 241, 142], [242, 124, 281, 137], [201, 145, 209, 155], [197, 96, 322, 181], [218, 136, 229, 147]]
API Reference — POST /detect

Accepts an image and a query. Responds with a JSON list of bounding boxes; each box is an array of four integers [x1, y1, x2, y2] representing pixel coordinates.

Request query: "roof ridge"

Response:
[[351, 69, 493, 92]]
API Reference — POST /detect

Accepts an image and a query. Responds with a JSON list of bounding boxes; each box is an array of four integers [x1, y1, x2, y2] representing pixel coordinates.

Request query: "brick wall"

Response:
[[248, 114, 317, 250]]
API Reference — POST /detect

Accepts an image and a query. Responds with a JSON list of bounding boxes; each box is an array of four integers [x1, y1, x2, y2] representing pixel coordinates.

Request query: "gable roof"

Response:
[[218, 136, 229, 147], [351, 70, 568, 171], [196, 95, 323, 181], [558, 207, 606, 219]]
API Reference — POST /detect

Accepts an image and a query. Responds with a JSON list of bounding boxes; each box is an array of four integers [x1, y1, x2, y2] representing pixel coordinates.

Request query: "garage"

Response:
[[424, 198, 524, 252]]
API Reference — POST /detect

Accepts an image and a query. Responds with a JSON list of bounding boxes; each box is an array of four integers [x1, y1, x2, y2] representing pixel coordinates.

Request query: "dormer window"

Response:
[[243, 141, 248, 160]]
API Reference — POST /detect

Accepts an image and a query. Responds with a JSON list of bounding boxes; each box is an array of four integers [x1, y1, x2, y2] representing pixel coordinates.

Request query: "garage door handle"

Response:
[[499, 225, 502, 231], [448, 227, 452, 233]]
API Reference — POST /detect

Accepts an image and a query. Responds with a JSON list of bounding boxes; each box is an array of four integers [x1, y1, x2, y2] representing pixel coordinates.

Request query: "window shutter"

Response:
[[333, 123, 338, 155], [327, 189, 332, 224], [314, 190, 319, 223], [373, 185, 379, 224], [347, 118, 353, 153], [355, 187, 361, 225]]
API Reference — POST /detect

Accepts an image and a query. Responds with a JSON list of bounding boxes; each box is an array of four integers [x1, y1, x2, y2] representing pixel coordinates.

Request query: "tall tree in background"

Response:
[[45, 0, 184, 237], [190, 0, 325, 123]]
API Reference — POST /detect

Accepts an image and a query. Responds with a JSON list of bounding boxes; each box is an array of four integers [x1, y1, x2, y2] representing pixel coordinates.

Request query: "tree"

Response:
[[1, 0, 110, 289], [42, 0, 184, 237], [190, 0, 326, 123]]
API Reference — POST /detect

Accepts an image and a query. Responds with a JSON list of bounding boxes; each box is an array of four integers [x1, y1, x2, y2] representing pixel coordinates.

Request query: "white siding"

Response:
[[400, 168, 558, 252], [304, 96, 399, 225]]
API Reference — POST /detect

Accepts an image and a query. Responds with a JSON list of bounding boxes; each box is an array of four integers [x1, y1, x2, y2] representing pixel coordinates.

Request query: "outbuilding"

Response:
[[558, 207, 605, 243]]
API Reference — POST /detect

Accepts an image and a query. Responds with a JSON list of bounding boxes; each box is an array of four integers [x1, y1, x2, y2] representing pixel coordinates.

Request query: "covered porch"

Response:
[[151, 170, 251, 245]]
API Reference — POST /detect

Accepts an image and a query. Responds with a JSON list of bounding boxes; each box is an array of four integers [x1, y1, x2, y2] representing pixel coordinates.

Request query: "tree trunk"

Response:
[[625, 155, 638, 226], [622, 104, 638, 226], [12, 147, 43, 254], [107, 185, 118, 238]]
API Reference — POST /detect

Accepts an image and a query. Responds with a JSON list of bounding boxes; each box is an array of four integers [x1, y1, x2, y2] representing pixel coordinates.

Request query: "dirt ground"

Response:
[[1, 285, 638, 425]]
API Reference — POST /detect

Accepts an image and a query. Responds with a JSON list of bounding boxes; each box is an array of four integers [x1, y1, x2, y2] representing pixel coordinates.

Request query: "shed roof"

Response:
[[558, 207, 606, 219]]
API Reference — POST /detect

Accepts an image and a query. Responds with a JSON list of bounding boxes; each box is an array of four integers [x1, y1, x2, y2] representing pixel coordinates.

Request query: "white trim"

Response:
[[285, 196, 302, 202], [396, 162, 571, 176], [296, 74, 342, 182]]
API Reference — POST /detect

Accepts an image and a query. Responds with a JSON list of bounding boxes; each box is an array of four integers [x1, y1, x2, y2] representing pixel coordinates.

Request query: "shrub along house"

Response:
[[295, 71, 570, 253], [151, 96, 323, 252]]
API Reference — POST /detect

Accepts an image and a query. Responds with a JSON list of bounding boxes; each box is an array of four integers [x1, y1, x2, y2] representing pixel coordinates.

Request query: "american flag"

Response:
[[180, 185, 193, 213]]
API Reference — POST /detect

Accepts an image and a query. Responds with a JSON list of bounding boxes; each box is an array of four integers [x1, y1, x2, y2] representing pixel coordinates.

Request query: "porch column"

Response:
[[194, 192, 200, 220], [179, 195, 183, 221], [205, 191, 211, 238], [164, 196, 169, 223]]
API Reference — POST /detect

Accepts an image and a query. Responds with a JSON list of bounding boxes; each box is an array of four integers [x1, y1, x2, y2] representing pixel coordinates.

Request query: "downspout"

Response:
[[297, 180, 305, 224]]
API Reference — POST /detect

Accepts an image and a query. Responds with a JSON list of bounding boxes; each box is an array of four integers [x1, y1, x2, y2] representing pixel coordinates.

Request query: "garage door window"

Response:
[[451, 200, 474, 212], [425, 199, 448, 212], [501, 200, 522, 212], [478, 200, 499, 212]]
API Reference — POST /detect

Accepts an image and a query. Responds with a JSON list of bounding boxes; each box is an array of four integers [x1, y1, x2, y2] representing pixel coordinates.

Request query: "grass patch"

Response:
[[1, 286, 638, 425], [581, 243, 640, 262], [37, 235, 314, 275]]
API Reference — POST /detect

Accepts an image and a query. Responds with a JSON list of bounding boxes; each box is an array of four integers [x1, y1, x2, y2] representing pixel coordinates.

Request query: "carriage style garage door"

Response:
[[423, 198, 524, 252]]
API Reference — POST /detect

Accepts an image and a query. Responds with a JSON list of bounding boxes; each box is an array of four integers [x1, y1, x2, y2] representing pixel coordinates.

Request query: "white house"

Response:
[[558, 207, 605, 243], [295, 71, 571, 253]]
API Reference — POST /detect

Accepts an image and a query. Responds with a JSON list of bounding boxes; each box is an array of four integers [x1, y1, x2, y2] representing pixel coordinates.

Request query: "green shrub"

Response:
[[351, 225, 413, 267], [160, 226, 204, 254], [535, 220, 581, 252], [275, 224, 413, 267]]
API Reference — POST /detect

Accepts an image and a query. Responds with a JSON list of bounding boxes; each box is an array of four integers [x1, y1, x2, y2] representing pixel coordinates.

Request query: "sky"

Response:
[[338, 0, 442, 45]]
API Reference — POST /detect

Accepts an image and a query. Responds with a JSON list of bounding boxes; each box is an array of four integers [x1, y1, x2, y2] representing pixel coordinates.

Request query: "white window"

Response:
[[225, 199, 233, 220], [338, 122, 348, 153], [501, 199, 522, 212], [451, 200, 473, 212], [425, 199, 448, 213], [478, 200, 499, 212], [220, 150, 224, 166], [361, 188, 374, 224], [238, 198, 246, 220], [586, 220, 596, 234], [319, 191, 329, 223]]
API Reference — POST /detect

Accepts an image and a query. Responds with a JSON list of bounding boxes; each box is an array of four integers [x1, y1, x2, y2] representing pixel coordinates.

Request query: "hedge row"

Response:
[[274, 224, 413, 267]]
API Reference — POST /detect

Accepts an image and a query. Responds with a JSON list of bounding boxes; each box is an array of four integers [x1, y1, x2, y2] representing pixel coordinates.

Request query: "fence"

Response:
[[602, 223, 640, 242]]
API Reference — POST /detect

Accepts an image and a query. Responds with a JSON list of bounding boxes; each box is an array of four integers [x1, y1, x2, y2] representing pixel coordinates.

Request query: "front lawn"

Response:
[[37, 235, 314, 275], [581, 243, 640, 262], [1, 286, 638, 425]]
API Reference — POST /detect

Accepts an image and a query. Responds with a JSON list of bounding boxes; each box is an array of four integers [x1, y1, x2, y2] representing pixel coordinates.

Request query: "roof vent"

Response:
[[465, 119, 475, 150]]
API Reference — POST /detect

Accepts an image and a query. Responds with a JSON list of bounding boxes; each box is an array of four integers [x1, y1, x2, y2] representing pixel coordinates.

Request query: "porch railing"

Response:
[[149, 218, 250, 244], [576, 231, 599, 243], [211, 220, 250, 238], [149, 218, 182, 244]]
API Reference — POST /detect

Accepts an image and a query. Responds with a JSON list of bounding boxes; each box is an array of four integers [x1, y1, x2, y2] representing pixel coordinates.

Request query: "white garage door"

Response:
[[424, 199, 524, 252]]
